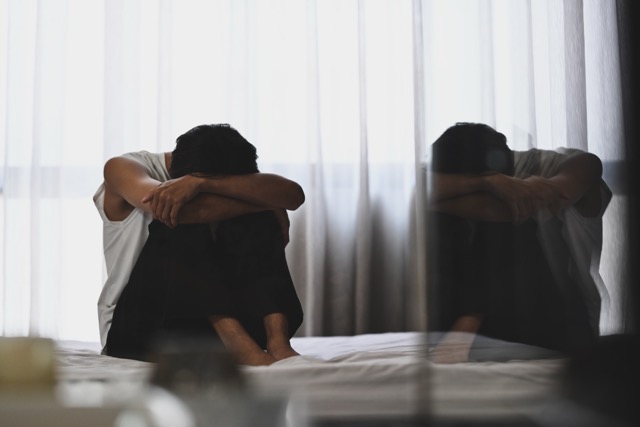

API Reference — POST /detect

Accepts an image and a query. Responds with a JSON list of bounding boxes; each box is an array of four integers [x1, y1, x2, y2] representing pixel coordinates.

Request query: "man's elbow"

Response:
[[581, 152, 604, 178], [287, 182, 305, 210], [577, 152, 604, 191]]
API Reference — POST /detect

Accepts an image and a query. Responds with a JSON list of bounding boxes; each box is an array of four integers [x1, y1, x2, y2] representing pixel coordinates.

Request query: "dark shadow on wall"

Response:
[[617, 0, 640, 335], [557, 3, 640, 427]]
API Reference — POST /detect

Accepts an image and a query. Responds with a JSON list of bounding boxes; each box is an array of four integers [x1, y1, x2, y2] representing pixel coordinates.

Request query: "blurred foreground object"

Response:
[[0, 337, 123, 426], [149, 336, 245, 395], [533, 334, 640, 427], [0, 337, 56, 394], [115, 335, 301, 427], [562, 334, 640, 426]]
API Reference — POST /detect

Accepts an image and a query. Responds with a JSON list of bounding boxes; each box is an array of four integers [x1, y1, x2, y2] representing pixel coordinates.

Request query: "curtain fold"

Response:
[[0, 0, 627, 341]]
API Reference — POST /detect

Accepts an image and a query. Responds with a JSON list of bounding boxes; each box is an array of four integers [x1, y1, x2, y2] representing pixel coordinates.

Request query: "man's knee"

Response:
[[216, 211, 282, 254]]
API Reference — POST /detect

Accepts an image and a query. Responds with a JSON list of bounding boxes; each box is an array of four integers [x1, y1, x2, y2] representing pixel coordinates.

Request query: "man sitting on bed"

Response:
[[94, 123, 304, 365], [426, 122, 611, 363]]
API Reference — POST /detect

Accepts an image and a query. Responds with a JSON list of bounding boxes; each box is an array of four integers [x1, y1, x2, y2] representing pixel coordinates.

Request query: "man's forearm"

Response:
[[196, 173, 305, 211], [428, 172, 489, 201], [176, 193, 267, 224], [430, 193, 514, 222]]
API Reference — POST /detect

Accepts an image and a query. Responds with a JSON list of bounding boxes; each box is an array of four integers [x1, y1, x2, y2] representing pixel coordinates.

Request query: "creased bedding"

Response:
[[51, 332, 566, 422]]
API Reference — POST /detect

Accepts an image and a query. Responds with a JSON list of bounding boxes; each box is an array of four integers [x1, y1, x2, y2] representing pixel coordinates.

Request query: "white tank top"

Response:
[[93, 151, 171, 351]]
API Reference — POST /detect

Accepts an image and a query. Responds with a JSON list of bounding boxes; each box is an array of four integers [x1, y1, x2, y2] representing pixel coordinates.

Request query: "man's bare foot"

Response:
[[209, 315, 276, 366], [430, 315, 482, 364], [429, 333, 473, 364], [264, 312, 300, 361], [267, 342, 300, 361], [235, 349, 277, 366]]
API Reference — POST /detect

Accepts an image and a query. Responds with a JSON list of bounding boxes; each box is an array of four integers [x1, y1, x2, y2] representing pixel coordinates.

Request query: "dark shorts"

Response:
[[427, 212, 595, 352], [106, 211, 303, 361]]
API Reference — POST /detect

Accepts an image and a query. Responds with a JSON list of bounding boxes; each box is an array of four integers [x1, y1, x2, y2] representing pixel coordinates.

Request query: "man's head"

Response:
[[430, 122, 514, 176], [170, 124, 259, 178]]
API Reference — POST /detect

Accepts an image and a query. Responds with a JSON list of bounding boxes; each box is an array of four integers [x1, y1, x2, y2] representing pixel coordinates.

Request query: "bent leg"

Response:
[[215, 211, 304, 350], [264, 312, 299, 361], [209, 315, 276, 366], [108, 221, 253, 361], [427, 212, 488, 332]]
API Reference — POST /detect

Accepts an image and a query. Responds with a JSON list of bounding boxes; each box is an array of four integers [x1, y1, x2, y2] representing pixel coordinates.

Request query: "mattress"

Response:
[[2, 332, 568, 426]]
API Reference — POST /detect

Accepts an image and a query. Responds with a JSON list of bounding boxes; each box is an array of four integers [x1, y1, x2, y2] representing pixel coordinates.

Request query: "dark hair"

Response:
[[170, 124, 259, 178], [430, 122, 514, 175]]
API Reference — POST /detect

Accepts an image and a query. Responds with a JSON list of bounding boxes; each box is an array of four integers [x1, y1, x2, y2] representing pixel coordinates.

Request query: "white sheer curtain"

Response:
[[0, 0, 626, 342]]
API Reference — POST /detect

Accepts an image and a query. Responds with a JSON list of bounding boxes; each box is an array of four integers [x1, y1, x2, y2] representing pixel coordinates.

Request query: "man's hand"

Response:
[[142, 175, 204, 227], [272, 209, 291, 247]]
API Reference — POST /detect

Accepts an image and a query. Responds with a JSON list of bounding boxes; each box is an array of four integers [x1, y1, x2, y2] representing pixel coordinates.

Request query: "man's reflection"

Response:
[[426, 122, 611, 363]]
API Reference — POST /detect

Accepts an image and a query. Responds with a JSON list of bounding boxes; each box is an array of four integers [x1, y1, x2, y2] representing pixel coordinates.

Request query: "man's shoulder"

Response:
[[514, 147, 585, 178], [514, 147, 583, 159], [118, 151, 170, 181], [120, 150, 164, 164]]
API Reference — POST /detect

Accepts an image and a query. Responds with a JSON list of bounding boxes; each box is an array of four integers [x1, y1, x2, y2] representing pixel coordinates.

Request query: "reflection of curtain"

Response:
[[0, 0, 626, 341]]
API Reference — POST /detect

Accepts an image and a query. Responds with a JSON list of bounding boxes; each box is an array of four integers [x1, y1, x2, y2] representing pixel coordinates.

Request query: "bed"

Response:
[[1, 332, 570, 427]]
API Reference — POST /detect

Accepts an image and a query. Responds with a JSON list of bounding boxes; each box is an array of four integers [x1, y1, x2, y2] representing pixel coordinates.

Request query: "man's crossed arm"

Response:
[[427, 151, 603, 223], [102, 153, 305, 231]]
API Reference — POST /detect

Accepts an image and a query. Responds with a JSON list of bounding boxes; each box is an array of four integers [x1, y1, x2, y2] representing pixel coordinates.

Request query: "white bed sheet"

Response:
[[51, 332, 567, 422]]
